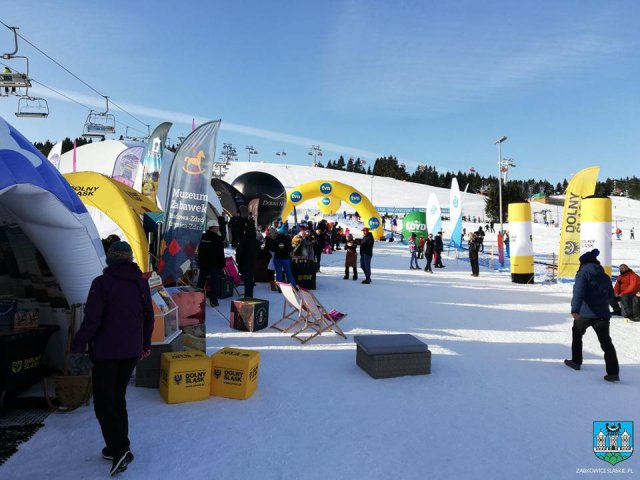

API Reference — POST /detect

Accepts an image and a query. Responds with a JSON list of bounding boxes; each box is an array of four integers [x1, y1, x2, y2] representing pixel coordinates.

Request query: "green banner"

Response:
[[402, 211, 427, 240]]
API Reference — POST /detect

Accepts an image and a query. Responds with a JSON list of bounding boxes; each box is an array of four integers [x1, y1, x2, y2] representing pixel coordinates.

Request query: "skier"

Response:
[[630, 227, 635, 240], [564, 249, 620, 382]]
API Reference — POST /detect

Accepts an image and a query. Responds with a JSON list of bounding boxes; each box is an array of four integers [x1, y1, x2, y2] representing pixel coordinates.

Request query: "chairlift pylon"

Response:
[[83, 96, 116, 138]]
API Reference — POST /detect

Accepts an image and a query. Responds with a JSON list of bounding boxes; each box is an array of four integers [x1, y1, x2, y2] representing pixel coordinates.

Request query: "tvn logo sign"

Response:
[[349, 192, 362, 204], [321, 197, 331, 206], [290, 191, 302, 202], [320, 183, 333, 194]]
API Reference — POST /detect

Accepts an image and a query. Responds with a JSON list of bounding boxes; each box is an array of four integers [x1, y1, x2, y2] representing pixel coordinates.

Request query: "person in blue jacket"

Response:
[[564, 249, 620, 382]]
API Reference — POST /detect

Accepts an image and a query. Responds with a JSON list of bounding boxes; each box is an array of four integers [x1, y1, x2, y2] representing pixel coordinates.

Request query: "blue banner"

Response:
[[140, 122, 172, 202], [158, 120, 220, 284]]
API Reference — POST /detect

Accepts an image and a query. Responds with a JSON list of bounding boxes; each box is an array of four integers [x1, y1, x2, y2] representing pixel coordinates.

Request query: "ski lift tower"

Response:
[[245, 145, 258, 162], [308, 144, 323, 167], [213, 143, 237, 179]]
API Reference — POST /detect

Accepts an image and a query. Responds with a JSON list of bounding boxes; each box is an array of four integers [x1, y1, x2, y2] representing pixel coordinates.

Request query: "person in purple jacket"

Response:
[[71, 241, 154, 476]]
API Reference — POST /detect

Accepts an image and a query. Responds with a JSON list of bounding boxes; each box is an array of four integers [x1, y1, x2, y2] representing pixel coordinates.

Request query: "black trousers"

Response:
[[425, 253, 433, 271], [197, 267, 221, 304], [344, 265, 357, 279], [571, 318, 619, 375], [469, 255, 479, 276], [241, 271, 254, 298], [92, 358, 138, 457]]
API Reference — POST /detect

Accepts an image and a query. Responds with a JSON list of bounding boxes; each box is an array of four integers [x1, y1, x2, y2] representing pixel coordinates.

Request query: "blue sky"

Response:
[[0, 1, 638, 183]]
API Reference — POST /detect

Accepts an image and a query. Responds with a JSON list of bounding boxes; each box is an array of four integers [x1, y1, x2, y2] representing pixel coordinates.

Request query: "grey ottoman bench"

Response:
[[354, 334, 431, 379]]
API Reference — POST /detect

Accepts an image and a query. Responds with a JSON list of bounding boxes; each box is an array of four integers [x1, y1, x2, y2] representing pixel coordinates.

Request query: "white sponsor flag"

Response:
[[47, 141, 62, 170]]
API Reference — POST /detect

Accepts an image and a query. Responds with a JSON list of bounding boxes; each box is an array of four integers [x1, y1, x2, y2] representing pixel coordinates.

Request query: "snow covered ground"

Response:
[[2, 238, 639, 479], [2, 164, 639, 479]]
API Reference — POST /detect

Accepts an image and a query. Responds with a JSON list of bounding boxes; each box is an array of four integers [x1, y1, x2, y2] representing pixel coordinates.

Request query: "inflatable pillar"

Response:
[[508, 202, 534, 284], [580, 196, 612, 277]]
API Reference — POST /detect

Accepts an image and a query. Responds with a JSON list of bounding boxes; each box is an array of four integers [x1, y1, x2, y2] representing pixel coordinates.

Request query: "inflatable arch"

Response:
[[282, 180, 383, 238], [64, 172, 161, 269]]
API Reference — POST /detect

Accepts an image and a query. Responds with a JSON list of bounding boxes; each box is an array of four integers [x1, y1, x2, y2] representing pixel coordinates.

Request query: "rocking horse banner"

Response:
[[159, 119, 221, 284]]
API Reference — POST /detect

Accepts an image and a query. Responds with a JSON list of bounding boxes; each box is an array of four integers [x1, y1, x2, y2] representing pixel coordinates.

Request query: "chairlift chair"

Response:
[[15, 96, 49, 118], [1, 26, 32, 95], [82, 96, 116, 138]]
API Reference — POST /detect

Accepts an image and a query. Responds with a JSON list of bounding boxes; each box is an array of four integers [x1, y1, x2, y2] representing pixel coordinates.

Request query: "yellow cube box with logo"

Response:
[[159, 351, 211, 404], [210, 348, 260, 400]]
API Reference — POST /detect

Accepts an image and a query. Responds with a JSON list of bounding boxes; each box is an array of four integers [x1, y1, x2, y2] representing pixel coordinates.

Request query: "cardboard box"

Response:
[[159, 351, 211, 404], [229, 298, 269, 332], [210, 348, 260, 400], [166, 287, 205, 328]]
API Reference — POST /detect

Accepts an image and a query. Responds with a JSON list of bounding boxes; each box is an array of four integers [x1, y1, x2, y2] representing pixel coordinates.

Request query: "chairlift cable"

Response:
[[0, 19, 149, 129], [2, 60, 149, 137]]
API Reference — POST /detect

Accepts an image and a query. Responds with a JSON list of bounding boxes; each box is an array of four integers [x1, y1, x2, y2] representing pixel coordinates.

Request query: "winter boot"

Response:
[[270, 280, 277, 291], [564, 359, 581, 370], [604, 374, 620, 382]]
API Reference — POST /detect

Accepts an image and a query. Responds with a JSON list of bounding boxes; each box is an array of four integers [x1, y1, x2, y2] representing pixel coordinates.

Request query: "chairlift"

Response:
[[1, 27, 32, 95], [15, 96, 49, 118], [83, 96, 116, 138]]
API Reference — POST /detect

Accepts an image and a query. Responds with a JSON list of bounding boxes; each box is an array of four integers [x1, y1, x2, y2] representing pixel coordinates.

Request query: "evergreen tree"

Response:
[[346, 157, 354, 172], [335, 155, 346, 170]]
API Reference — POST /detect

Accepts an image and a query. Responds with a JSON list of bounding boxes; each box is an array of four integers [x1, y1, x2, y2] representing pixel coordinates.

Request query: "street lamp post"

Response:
[[494, 136, 507, 234]]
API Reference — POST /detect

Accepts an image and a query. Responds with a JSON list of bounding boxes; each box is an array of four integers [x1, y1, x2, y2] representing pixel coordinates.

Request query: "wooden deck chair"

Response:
[[271, 282, 307, 333], [292, 288, 347, 344], [224, 256, 243, 295]]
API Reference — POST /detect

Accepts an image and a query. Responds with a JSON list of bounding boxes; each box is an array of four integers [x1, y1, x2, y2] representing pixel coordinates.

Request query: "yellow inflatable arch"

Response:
[[64, 172, 161, 269], [282, 180, 383, 239]]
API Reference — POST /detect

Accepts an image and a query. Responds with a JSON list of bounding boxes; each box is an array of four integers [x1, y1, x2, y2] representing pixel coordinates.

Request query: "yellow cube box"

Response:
[[210, 348, 260, 400], [160, 351, 211, 404]]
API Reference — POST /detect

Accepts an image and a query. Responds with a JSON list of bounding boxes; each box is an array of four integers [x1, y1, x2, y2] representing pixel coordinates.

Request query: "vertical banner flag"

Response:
[[72, 140, 77, 173], [112, 146, 144, 187], [47, 141, 62, 170], [141, 122, 172, 202], [158, 120, 221, 284], [557, 166, 600, 280], [449, 178, 463, 248], [426, 192, 441, 236]]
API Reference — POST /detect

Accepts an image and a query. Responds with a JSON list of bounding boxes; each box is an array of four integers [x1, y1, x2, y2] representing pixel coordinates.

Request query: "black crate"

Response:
[[218, 275, 234, 299], [291, 260, 316, 290], [135, 333, 183, 388], [230, 298, 269, 332]]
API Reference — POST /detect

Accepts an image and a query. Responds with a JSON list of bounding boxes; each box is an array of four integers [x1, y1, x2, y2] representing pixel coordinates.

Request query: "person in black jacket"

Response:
[[434, 232, 445, 268], [468, 233, 480, 277], [229, 213, 246, 248], [270, 225, 297, 287], [197, 221, 226, 307], [476, 226, 485, 252], [360, 228, 374, 284], [564, 249, 619, 382], [236, 223, 258, 298], [423, 233, 435, 273]]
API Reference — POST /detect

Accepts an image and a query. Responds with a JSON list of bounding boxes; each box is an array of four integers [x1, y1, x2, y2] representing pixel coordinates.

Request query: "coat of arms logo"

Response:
[[593, 421, 633, 465]]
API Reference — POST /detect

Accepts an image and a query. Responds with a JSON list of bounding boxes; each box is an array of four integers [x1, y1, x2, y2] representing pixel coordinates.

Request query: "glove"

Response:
[[67, 353, 93, 376]]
